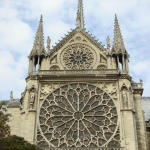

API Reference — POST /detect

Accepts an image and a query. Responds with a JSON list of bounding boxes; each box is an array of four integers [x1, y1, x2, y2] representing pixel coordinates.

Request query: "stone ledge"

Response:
[[44, 148, 125, 150]]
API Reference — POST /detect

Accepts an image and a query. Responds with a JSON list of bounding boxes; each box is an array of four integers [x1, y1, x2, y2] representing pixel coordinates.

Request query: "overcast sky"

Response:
[[0, 0, 150, 100]]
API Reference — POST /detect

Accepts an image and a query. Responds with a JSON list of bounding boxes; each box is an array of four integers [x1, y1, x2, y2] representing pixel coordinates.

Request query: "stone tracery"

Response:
[[38, 83, 120, 148], [62, 44, 94, 70]]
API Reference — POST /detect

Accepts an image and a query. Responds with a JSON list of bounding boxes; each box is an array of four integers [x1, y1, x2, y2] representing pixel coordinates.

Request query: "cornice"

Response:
[[133, 88, 143, 95], [26, 70, 132, 83]]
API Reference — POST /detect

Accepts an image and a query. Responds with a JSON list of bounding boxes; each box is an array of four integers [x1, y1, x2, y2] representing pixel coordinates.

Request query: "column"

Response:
[[133, 89, 148, 150]]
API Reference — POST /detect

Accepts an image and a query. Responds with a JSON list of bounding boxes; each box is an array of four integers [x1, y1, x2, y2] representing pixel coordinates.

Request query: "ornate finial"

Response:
[[47, 36, 51, 51], [37, 14, 44, 40], [29, 15, 46, 57], [76, 0, 84, 30], [106, 36, 110, 50], [10, 91, 13, 101], [40, 14, 43, 23], [140, 79, 143, 87], [113, 14, 125, 52]]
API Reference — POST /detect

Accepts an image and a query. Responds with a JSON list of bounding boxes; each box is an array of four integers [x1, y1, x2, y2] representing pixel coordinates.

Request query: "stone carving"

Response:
[[62, 44, 94, 70], [100, 54, 107, 63], [50, 65, 60, 70], [20, 89, 26, 104], [97, 64, 107, 70], [121, 84, 129, 109], [69, 39, 75, 43], [29, 87, 36, 109], [50, 55, 57, 64], [99, 83, 118, 101], [38, 83, 120, 148], [75, 36, 81, 41], [40, 84, 60, 101], [122, 91, 128, 109]]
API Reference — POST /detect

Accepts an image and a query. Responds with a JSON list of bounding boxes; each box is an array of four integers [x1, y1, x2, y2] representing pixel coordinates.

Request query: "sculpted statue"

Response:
[[122, 89, 129, 109], [121, 84, 130, 109], [29, 87, 36, 109]]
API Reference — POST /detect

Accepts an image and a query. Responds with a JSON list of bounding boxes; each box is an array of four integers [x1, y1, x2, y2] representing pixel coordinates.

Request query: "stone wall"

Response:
[[146, 120, 150, 149], [142, 97, 150, 121]]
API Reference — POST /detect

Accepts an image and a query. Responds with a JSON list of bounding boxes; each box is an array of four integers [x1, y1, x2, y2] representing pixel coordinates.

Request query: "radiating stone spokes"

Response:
[[39, 83, 119, 148], [61, 44, 95, 70]]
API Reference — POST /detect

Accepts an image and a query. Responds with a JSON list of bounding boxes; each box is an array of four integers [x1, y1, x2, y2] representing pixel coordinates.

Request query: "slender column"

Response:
[[133, 89, 147, 150], [37, 56, 40, 71], [120, 89, 138, 150], [117, 56, 120, 70], [28, 59, 32, 75], [126, 58, 129, 74], [33, 57, 35, 72], [122, 54, 125, 71]]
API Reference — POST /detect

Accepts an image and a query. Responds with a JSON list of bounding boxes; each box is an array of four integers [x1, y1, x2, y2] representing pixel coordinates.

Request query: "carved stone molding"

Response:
[[98, 82, 118, 101], [61, 44, 96, 70], [40, 84, 60, 101], [37, 83, 120, 149]]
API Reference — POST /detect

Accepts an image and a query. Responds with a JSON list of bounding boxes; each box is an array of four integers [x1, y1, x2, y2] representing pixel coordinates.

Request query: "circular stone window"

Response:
[[61, 44, 94, 70], [39, 83, 118, 148]]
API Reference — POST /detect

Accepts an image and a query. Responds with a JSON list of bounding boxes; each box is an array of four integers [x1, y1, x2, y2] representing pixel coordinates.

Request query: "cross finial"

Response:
[[76, 0, 84, 30]]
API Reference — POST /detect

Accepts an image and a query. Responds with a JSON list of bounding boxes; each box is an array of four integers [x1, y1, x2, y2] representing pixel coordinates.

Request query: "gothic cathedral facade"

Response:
[[7, 0, 148, 149]]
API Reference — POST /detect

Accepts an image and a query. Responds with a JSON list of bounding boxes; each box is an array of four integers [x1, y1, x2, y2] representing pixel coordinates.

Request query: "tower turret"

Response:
[[112, 15, 129, 73], [10, 91, 13, 101], [28, 15, 46, 74]]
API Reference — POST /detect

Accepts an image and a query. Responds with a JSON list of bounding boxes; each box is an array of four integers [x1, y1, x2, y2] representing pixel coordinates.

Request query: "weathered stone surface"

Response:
[[5, 0, 148, 150]]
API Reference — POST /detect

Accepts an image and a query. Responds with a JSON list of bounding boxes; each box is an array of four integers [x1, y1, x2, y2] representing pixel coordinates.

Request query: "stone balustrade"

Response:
[[31, 69, 119, 76], [43, 148, 125, 150]]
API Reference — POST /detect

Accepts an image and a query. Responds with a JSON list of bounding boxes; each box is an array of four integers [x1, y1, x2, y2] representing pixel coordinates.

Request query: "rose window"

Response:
[[62, 44, 94, 70], [69, 50, 87, 65], [39, 83, 119, 148]]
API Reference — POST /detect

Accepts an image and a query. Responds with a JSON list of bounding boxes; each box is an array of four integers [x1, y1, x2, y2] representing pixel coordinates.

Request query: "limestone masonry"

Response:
[[6, 0, 149, 149]]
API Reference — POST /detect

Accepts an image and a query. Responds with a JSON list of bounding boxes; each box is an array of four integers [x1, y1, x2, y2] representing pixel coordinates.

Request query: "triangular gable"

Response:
[[49, 28, 106, 57]]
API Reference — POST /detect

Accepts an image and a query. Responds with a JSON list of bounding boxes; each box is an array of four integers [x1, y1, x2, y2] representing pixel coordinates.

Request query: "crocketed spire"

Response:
[[29, 15, 46, 57], [112, 14, 126, 53], [47, 36, 51, 51], [76, 0, 84, 29]]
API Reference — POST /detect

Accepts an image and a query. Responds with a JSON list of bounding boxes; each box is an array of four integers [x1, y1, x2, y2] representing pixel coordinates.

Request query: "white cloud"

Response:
[[130, 60, 150, 96], [44, 19, 73, 46], [0, 51, 27, 100], [0, 20, 33, 53]]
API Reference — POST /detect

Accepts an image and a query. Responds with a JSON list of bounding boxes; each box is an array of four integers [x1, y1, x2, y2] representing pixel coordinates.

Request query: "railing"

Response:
[[132, 82, 143, 89], [31, 69, 119, 76]]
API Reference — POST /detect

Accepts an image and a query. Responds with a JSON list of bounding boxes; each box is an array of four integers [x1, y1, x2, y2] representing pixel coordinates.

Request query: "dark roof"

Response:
[[7, 99, 21, 108], [142, 97, 150, 100]]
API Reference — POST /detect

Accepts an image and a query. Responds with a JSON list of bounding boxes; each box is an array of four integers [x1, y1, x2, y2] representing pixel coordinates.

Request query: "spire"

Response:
[[10, 91, 13, 101], [30, 15, 46, 57], [106, 36, 110, 50], [113, 14, 126, 52], [76, 0, 84, 30], [47, 36, 51, 51]]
